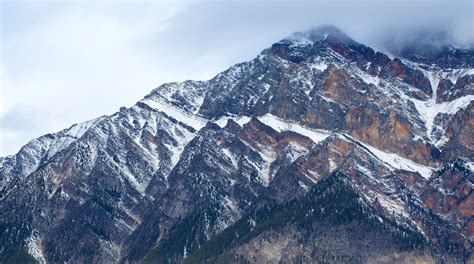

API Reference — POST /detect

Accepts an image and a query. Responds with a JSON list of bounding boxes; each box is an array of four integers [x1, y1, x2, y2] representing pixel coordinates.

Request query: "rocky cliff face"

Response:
[[1, 26, 473, 263]]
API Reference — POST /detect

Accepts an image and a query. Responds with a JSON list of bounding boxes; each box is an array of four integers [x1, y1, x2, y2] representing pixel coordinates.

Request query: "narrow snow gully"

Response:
[[411, 69, 473, 147]]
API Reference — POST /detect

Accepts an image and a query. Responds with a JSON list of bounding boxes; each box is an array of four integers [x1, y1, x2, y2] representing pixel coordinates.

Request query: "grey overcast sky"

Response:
[[0, 0, 473, 156]]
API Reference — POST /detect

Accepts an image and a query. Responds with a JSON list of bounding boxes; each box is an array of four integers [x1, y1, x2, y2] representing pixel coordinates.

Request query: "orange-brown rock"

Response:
[[459, 195, 474, 218]]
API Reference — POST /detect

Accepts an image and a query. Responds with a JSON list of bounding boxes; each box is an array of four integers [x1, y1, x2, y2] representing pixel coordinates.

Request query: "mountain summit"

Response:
[[1, 26, 473, 263], [290, 25, 357, 44]]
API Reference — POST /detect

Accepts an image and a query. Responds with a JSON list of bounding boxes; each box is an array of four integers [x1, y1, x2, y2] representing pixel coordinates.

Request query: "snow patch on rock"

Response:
[[410, 69, 473, 145], [26, 233, 46, 264], [258, 114, 331, 143], [141, 98, 207, 131], [351, 136, 434, 180], [411, 94, 474, 143]]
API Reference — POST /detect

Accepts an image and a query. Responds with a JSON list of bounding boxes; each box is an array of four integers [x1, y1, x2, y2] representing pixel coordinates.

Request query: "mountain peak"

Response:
[[1, 22, 473, 264], [287, 25, 356, 45]]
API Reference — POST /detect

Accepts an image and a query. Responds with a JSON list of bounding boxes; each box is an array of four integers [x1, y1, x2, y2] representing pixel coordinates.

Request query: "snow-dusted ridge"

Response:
[[139, 95, 436, 181], [342, 134, 434, 180], [3, 60, 456, 193], [140, 97, 207, 131], [214, 115, 252, 128], [213, 113, 434, 181], [258, 114, 331, 143], [0, 117, 103, 192]]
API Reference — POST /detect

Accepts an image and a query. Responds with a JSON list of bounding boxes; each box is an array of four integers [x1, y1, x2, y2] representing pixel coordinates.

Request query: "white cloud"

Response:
[[0, 2, 190, 155]]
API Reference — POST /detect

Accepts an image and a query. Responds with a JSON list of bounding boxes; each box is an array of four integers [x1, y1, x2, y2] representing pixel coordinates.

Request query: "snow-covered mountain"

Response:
[[1, 26, 473, 263]]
